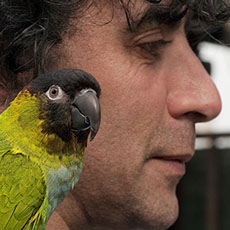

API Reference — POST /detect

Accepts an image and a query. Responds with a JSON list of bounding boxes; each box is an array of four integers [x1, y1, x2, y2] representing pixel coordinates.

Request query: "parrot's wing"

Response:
[[0, 135, 12, 157], [0, 149, 46, 230]]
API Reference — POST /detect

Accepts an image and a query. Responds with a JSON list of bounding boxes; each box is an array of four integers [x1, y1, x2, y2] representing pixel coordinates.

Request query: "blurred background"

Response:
[[169, 22, 230, 230]]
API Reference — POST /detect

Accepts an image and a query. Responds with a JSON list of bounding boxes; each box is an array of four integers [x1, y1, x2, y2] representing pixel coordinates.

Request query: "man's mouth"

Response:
[[147, 154, 194, 176], [154, 154, 193, 163]]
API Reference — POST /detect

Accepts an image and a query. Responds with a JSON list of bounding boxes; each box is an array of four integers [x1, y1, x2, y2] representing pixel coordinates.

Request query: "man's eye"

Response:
[[137, 40, 172, 59]]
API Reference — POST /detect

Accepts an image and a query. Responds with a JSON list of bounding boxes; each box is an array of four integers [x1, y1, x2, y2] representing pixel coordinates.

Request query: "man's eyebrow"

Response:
[[127, 4, 188, 33]]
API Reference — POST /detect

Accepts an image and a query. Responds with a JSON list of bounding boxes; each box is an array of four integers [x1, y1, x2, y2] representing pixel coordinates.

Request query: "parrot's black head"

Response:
[[27, 69, 101, 144]]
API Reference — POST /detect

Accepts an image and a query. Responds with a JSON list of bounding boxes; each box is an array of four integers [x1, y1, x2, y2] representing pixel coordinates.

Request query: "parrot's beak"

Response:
[[70, 89, 101, 141]]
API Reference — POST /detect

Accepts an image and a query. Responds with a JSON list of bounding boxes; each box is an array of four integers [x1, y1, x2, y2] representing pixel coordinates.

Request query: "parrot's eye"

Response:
[[46, 85, 64, 100]]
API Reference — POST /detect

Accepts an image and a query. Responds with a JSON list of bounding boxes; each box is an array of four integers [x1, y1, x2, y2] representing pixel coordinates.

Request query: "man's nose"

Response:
[[167, 44, 222, 123]]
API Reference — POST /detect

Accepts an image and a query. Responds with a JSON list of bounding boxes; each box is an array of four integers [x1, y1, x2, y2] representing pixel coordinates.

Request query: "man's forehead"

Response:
[[119, 0, 166, 16], [77, 0, 184, 34], [77, 0, 151, 30], [120, 0, 172, 12], [87, 0, 172, 21], [116, 0, 184, 32]]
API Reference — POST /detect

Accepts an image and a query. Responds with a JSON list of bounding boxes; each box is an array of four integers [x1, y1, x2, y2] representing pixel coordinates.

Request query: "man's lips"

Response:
[[152, 154, 193, 163], [146, 153, 194, 176]]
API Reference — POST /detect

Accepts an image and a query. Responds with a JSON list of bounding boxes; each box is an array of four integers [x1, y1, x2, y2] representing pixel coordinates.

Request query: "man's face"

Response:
[[55, 0, 221, 229]]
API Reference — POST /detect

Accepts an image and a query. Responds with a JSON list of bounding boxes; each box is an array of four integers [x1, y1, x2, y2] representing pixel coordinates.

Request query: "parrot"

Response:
[[0, 69, 101, 230]]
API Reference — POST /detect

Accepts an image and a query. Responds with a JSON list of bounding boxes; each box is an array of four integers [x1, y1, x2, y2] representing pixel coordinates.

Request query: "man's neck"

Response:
[[46, 192, 88, 230], [46, 211, 70, 230]]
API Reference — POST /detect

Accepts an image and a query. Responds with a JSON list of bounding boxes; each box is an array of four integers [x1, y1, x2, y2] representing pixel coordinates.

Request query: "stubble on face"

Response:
[[52, 0, 196, 229]]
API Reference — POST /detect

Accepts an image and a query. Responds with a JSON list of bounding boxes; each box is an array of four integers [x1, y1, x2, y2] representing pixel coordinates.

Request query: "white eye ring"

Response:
[[45, 85, 64, 100]]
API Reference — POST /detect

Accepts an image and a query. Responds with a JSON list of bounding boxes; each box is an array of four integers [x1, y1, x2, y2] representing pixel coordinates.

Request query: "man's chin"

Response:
[[129, 193, 179, 230]]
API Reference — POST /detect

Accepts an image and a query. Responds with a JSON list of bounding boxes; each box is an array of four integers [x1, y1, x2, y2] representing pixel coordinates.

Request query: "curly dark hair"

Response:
[[0, 0, 229, 85], [0, 0, 89, 83]]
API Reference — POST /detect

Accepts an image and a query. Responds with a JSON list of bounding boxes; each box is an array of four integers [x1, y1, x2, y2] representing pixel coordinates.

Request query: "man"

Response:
[[0, 0, 229, 229]]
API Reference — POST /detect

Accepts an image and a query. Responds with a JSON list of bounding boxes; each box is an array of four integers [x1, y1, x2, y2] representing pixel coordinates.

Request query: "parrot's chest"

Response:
[[45, 164, 82, 217]]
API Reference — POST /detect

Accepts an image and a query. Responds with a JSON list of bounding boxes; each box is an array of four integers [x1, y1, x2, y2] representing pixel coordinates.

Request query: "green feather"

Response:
[[0, 69, 100, 230], [0, 152, 46, 229], [0, 91, 84, 229], [0, 69, 101, 229]]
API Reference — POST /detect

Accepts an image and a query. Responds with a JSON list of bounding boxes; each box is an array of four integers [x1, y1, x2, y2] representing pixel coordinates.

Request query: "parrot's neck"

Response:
[[0, 90, 84, 168], [45, 164, 82, 218]]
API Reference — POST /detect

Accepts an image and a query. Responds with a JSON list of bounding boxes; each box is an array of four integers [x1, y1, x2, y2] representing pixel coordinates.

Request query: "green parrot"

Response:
[[0, 69, 101, 230]]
